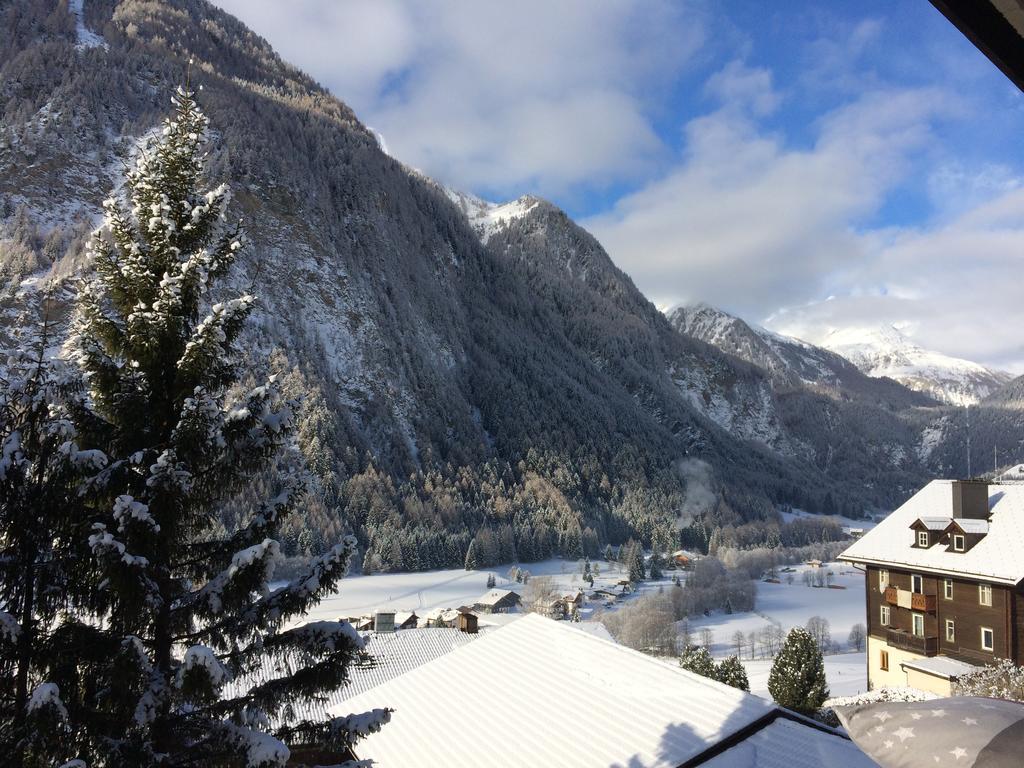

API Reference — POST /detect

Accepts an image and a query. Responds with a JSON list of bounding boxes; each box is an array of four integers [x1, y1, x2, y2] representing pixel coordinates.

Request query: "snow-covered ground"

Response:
[[744, 653, 867, 699], [69, 0, 107, 50], [779, 507, 880, 530], [685, 562, 868, 697], [292, 557, 630, 629], [298, 557, 869, 697]]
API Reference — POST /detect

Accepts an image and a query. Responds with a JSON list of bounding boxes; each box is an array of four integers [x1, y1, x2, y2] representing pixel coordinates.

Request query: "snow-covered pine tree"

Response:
[[678, 644, 715, 678], [714, 656, 750, 692], [464, 539, 479, 571], [648, 552, 662, 580], [767, 627, 829, 715], [0, 312, 101, 767], [623, 540, 645, 583], [63, 87, 388, 766]]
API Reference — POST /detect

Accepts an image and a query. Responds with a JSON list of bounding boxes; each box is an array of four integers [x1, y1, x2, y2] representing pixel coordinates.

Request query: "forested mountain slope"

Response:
[[3, 0, 1021, 571]]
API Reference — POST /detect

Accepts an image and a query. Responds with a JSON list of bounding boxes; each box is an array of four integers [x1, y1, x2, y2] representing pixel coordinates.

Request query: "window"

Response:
[[917, 531, 929, 547], [980, 584, 993, 607], [944, 579, 953, 600], [912, 574, 924, 594], [879, 569, 889, 589], [945, 619, 955, 642], [880, 605, 890, 626], [981, 627, 994, 652], [953, 534, 965, 552], [880, 650, 889, 671], [912, 613, 925, 638]]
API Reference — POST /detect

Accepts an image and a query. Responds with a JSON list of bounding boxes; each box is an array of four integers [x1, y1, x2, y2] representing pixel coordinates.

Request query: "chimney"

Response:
[[952, 479, 990, 520]]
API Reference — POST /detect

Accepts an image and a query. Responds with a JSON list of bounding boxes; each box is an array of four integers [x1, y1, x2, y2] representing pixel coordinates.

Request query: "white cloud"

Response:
[[213, 0, 706, 195], [584, 81, 954, 318], [767, 188, 1024, 371]]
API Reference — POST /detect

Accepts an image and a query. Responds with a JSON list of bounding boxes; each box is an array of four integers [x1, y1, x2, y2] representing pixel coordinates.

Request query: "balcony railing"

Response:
[[886, 628, 938, 656], [912, 593, 936, 612], [883, 587, 936, 612]]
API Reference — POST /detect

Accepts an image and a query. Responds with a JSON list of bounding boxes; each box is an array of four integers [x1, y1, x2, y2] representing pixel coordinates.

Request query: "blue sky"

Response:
[[214, 0, 1024, 370]]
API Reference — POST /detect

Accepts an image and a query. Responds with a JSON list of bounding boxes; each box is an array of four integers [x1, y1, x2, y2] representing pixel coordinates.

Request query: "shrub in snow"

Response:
[[679, 644, 716, 678], [715, 655, 750, 692], [768, 627, 829, 715], [54, 88, 386, 766], [953, 659, 1024, 703]]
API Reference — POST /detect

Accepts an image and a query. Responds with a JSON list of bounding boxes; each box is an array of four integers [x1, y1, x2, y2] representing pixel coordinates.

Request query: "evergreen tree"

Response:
[[678, 644, 716, 678], [715, 656, 750, 691], [0, 315, 96, 767], [62, 89, 388, 766], [464, 539, 479, 571], [623, 539, 645, 583], [648, 552, 663, 580], [604, 543, 614, 562], [767, 628, 829, 715], [486, 573, 496, 589]]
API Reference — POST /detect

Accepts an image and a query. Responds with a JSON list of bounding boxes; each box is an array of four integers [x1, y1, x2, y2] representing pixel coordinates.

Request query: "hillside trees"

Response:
[[55, 88, 386, 766]]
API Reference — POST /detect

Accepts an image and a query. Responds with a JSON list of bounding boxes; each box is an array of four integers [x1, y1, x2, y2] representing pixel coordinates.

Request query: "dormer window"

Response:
[[917, 531, 929, 547], [953, 534, 965, 552]]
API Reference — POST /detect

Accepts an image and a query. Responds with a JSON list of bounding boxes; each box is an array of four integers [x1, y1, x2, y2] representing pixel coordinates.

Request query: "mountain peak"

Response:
[[443, 188, 545, 243], [819, 325, 1011, 406]]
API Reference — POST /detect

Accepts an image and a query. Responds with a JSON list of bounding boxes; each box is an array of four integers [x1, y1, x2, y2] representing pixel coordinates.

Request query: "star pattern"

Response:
[[893, 726, 916, 742], [962, 717, 978, 726], [930, 709, 947, 718], [874, 711, 892, 722], [950, 747, 968, 760]]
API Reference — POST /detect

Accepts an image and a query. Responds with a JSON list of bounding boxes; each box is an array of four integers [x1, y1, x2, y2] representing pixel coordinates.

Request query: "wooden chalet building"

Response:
[[473, 588, 522, 614], [840, 479, 1024, 695]]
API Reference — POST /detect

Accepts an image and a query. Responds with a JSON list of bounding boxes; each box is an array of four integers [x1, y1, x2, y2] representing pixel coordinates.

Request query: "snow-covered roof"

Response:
[[339, 614, 865, 767], [948, 519, 989, 535], [840, 480, 1024, 584], [997, 464, 1024, 483], [899, 656, 978, 680], [474, 588, 520, 606], [913, 516, 952, 531], [701, 715, 876, 768], [228, 627, 482, 724]]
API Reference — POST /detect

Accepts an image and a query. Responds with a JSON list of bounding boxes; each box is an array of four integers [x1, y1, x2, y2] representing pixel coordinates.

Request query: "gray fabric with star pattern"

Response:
[[834, 696, 1024, 768]]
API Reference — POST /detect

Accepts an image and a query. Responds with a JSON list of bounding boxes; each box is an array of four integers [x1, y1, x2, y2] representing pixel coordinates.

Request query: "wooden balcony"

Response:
[[886, 628, 938, 656], [911, 593, 936, 612], [883, 587, 936, 612]]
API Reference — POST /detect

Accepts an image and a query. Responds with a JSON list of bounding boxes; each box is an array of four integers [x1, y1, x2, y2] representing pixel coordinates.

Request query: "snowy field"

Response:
[[686, 564, 866, 656], [297, 557, 869, 697], [685, 562, 868, 697], [291, 557, 631, 629], [779, 507, 881, 531], [743, 653, 867, 698]]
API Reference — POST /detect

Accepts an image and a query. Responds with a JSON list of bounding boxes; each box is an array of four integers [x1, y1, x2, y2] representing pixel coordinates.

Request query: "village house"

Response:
[[473, 588, 522, 614], [840, 479, 1024, 695]]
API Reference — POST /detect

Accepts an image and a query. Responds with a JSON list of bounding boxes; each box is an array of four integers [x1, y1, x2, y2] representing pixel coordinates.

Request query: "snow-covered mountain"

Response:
[[668, 303, 933, 408], [6, 0, 1024, 525], [444, 189, 541, 244], [819, 326, 1012, 407]]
